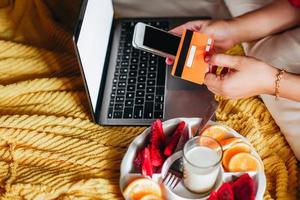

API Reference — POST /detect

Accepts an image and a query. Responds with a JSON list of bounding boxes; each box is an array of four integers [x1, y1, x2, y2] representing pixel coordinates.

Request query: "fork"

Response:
[[162, 157, 183, 189]]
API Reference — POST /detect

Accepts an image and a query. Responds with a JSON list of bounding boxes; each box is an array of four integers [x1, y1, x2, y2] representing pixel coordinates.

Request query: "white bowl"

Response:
[[120, 118, 266, 200]]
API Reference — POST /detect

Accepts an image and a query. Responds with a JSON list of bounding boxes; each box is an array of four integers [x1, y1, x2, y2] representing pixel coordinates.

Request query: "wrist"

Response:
[[263, 64, 279, 95], [226, 18, 244, 45]]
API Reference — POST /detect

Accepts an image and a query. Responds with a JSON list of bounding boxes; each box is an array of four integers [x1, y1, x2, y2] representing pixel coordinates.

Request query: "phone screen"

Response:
[[143, 26, 181, 56]]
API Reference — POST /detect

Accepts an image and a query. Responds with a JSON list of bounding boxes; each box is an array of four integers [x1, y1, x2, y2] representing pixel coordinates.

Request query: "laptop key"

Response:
[[119, 75, 127, 80], [129, 71, 137, 77], [117, 89, 125, 95], [149, 66, 157, 72], [136, 90, 145, 97], [134, 106, 144, 118], [155, 103, 164, 111], [146, 94, 154, 101], [131, 58, 138, 63], [138, 69, 146, 76], [147, 80, 155, 86], [128, 78, 136, 84], [146, 87, 155, 93], [116, 96, 125, 102], [108, 107, 113, 118], [126, 92, 134, 99], [144, 102, 154, 119], [139, 62, 147, 69], [137, 76, 146, 82], [156, 58, 166, 86], [135, 98, 144, 105], [127, 85, 135, 92], [125, 99, 134, 107], [113, 111, 123, 118], [148, 73, 156, 79], [111, 93, 116, 99], [141, 55, 148, 62], [120, 68, 128, 74], [114, 104, 124, 110], [118, 82, 126, 88], [137, 83, 146, 90], [130, 64, 138, 71], [154, 111, 163, 119], [149, 59, 157, 65], [123, 108, 133, 118], [155, 96, 164, 103]]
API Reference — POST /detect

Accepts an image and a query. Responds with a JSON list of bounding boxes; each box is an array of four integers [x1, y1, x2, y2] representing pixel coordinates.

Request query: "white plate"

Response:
[[120, 118, 266, 200]]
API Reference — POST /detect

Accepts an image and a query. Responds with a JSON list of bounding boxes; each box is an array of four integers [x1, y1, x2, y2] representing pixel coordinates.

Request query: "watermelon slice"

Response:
[[217, 182, 234, 200], [232, 173, 255, 200], [149, 119, 166, 167], [150, 119, 166, 148], [164, 121, 186, 156], [150, 144, 165, 167], [142, 147, 153, 178]]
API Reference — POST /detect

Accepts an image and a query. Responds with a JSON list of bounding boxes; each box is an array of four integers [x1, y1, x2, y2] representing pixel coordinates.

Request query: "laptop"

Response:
[[73, 0, 216, 125]]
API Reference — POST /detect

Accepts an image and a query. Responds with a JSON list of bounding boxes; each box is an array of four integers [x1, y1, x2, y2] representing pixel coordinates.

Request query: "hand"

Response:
[[204, 54, 278, 99], [166, 20, 236, 65]]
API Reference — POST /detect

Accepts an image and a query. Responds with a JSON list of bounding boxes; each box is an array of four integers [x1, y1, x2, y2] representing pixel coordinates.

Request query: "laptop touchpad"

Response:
[[165, 66, 215, 119]]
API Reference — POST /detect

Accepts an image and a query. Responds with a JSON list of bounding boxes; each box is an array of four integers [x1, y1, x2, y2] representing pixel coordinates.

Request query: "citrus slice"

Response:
[[140, 194, 163, 200], [123, 178, 162, 200], [222, 142, 251, 171], [228, 153, 261, 172], [201, 125, 232, 142], [219, 137, 243, 151]]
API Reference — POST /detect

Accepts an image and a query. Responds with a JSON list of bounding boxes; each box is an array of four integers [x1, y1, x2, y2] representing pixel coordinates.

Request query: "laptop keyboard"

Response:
[[107, 20, 169, 120]]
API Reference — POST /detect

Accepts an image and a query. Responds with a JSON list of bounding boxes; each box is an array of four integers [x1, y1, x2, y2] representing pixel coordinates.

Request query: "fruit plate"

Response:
[[120, 118, 266, 200]]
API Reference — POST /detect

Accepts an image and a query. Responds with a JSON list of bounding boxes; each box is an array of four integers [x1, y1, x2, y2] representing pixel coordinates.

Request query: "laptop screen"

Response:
[[76, 0, 113, 112]]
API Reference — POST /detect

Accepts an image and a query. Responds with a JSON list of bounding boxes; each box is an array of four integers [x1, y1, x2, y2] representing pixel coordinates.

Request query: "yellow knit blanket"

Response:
[[0, 0, 298, 199]]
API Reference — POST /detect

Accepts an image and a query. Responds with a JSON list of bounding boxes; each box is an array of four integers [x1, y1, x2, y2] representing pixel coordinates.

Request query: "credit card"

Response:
[[171, 30, 213, 85]]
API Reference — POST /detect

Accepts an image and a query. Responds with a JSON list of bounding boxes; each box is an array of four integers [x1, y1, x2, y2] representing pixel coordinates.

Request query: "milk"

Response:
[[183, 146, 220, 193]]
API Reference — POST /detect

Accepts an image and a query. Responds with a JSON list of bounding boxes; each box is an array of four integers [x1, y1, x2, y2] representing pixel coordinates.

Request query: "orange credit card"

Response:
[[171, 30, 213, 84]]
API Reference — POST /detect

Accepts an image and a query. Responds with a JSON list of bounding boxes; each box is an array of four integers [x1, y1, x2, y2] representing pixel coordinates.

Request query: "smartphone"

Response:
[[132, 22, 181, 59]]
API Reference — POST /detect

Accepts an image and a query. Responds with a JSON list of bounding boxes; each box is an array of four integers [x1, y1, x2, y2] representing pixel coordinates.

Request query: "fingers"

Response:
[[206, 54, 244, 70], [169, 24, 187, 36], [165, 57, 174, 65], [169, 20, 207, 36]]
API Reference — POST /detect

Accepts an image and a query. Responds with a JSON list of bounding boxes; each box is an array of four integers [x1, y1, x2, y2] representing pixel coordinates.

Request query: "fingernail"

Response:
[[166, 57, 174, 65], [204, 56, 210, 62]]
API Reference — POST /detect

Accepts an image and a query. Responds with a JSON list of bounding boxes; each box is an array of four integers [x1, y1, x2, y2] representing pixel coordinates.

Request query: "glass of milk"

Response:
[[183, 136, 223, 193]]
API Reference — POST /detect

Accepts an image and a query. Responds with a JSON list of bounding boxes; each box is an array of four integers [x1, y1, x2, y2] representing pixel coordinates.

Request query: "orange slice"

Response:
[[222, 142, 251, 171], [123, 178, 162, 200], [228, 152, 261, 172], [140, 194, 163, 200], [219, 137, 243, 151], [201, 125, 232, 142]]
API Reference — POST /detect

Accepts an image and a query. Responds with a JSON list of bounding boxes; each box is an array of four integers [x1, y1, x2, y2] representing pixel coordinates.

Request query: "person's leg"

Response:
[[225, 0, 300, 160], [248, 28, 300, 160]]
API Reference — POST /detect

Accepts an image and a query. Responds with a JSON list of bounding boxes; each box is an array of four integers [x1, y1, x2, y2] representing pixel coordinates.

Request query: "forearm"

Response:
[[277, 72, 300, 102], [229, 0, 300, 43]]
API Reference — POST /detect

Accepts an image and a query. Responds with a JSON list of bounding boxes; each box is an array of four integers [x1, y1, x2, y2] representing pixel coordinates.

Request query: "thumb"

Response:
[[206, 54, 243, 70], [169, 24, 186, 36]]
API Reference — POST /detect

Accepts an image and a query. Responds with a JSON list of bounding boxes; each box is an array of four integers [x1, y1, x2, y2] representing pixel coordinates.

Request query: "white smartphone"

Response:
[[132, 22, 181, 59]]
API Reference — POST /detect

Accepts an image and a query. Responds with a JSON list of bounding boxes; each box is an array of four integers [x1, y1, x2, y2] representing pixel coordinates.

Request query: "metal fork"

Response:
[[162, 157, 183, 189]]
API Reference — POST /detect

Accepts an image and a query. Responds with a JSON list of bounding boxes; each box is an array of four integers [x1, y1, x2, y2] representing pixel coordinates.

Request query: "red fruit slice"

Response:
[[150, 144, 165, 167], [150, 119, 166, 167], [232, 173, 255, 200], [164, 121, 186, 156], [208, 191, 218, 200], [142, 147, 153, 178], [150, 119, 166, 148], [134, 149, 144, 171], [217, 182, 234, 200]]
